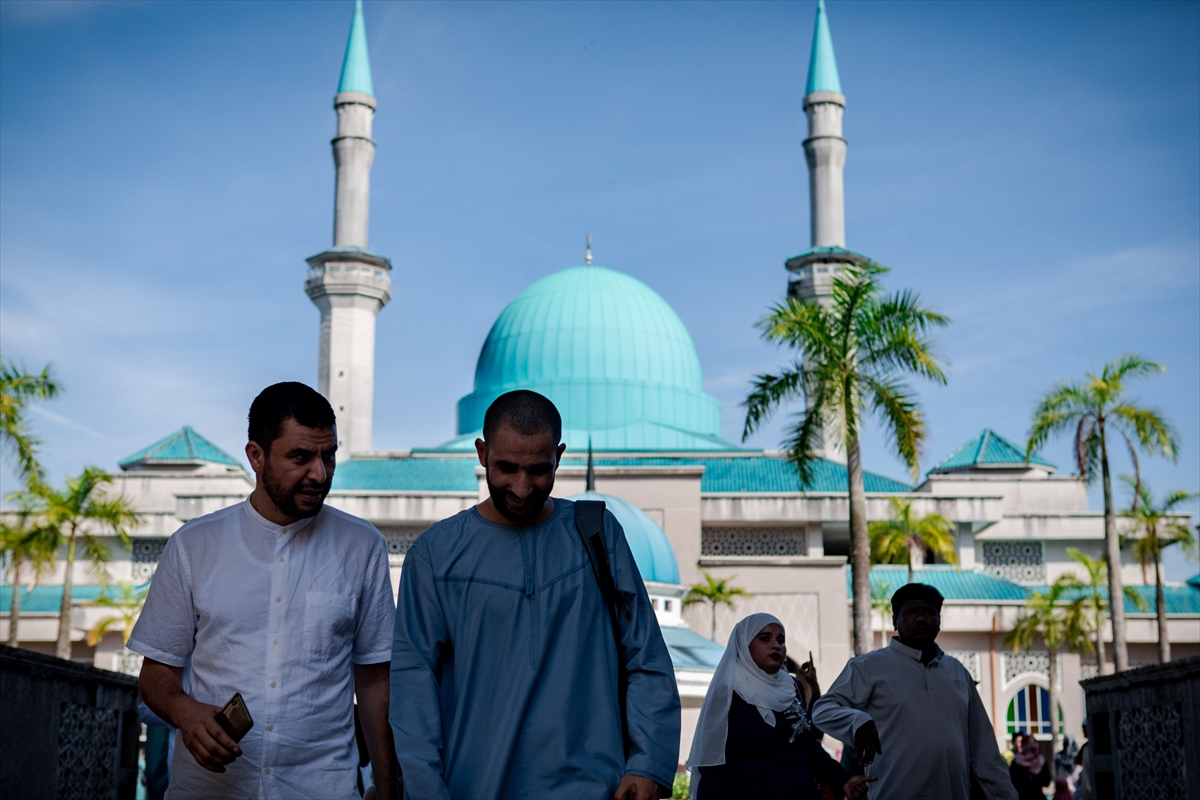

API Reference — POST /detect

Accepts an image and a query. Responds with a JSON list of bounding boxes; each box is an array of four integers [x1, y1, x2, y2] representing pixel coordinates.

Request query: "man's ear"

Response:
[[475, 438, 488, 469], [555, 442, 567, 464], [246, 441, 266, 475]]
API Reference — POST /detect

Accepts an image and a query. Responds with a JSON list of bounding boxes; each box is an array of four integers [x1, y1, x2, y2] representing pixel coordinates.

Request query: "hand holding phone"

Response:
[[215, 692, 254, 743]]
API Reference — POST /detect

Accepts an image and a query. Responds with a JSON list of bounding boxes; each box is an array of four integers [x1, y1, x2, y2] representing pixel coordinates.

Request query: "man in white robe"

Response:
[[812, 583, 1017, 800]]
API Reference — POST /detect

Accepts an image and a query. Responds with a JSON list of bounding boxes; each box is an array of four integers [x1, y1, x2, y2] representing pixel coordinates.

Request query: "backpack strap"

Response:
[[573, 499, 630, 758]]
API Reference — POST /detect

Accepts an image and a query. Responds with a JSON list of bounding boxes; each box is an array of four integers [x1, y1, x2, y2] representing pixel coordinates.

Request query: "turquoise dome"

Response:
[[449, 265, 735, 452], [567, 492, 680, 584]]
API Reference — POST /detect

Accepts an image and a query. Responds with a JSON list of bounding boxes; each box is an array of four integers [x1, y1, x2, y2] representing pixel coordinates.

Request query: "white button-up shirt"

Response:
[[129, 499, 395, 800], [811, 637, 1017, 800]]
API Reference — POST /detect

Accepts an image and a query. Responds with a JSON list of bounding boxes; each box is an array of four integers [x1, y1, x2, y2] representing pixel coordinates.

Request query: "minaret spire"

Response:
[[305, 0, 392, 457], [585, 233, 593, 265]]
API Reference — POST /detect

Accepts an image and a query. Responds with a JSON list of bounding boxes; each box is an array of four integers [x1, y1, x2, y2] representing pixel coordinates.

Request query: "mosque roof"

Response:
[[930, 429, 1055, 474], [449, 265, 737, 452], [861, 566, 1031, 602], [337, 0, 374, 96], [567, 491, 680, 584], [660, 625, 726, 670], [334, 454, 912, 493], [119, 426, 242, 470], [806, 0, 842, 96]]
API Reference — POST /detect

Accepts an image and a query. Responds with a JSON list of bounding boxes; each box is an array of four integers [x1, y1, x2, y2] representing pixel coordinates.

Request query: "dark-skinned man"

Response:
[[390, 390, 681, 800], [130, 382, 398, 799], [811, 584, 1016, 800]]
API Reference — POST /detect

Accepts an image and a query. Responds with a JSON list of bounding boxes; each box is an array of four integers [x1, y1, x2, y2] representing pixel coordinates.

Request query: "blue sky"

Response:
[[2, 1, 1197, 578]]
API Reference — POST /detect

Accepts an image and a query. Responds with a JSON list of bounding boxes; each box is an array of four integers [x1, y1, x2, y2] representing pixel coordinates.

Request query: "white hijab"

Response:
[[686, 613, 799, 773]]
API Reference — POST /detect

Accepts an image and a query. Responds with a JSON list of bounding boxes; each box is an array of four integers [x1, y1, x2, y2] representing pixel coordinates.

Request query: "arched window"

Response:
[[1006, 683, 1062, 738]]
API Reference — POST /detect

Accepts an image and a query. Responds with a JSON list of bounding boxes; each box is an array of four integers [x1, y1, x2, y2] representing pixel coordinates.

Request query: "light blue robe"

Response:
[[390, 499, 681, 800]]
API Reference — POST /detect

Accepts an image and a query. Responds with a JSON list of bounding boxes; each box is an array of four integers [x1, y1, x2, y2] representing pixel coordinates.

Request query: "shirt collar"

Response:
[[242, 496, 318, 537], [888, 636, 944, 664]]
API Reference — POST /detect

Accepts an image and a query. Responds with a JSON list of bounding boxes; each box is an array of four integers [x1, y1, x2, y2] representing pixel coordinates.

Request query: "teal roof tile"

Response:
[[119, 426, 241, 469], [806, 0, 842, 95], [661, 625, 726, 670], [860, 566, 1031, 602], [1, 583, 147, 614], [337, 0, 374, 96], [931, 429, 1055, 474], [1048, 583, 1200, 616], [332, 458, 478, 492], [330, 455, 912, 494]]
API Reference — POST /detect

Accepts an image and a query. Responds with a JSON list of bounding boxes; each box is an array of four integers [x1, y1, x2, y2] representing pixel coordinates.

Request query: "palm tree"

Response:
[[683, 570, 752, 641], [871, 580, 893, 650], [743, 262, 949, 655], [38, 467, 140, 660], [1122, 479, 1197, 663], [1027, 353, 1178, 672], [1006, 577, 1091, 752], [0, 492, 59, 647], [0, 358, 62, 486], [85, 581, 148, 646], [1060, 547, 1144, 675], [869, 498, 957, 584]]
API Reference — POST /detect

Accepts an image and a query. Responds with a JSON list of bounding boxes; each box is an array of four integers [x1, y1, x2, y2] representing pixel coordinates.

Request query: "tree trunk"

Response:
[[55, 526, 77, 661], [1155, 558, 1169, 663], [710, 601, 717, 641], [1047, 646, 1061, 753], [1095, 608, 1107, 675], [7, 556, 22, 648], [907, 538, 923, 584], [1099, 424, 1130, 672], [847, 436, 872, 657]]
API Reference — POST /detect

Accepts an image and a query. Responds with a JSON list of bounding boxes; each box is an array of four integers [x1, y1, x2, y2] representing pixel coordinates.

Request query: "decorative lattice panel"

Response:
[[701, 527, 808, 557], [378, 526, 428, 564], [1002, 652, 1063, 688], [700, 593, 821, 660], [113, 651, 144, 677], [130, 537, 168, 582], [55, 702, 118, 800], [946, 651, 981, 682], [1117, 704, 1186, 800], [1080, 661, 1101, 681], [981, 540, 1045, 583]]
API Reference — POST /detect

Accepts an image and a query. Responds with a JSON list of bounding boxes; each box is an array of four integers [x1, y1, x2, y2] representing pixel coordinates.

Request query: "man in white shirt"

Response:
[[812, 583, 1016, 800], [129, 382, 398, 800]]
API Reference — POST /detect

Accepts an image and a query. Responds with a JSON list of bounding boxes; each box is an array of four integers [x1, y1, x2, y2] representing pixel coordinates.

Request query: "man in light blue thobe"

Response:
[[390, 391, 681, 800]]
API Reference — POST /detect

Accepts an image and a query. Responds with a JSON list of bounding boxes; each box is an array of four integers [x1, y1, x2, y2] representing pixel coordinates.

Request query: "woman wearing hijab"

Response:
[[687, 613, 876, 800], [1008, 733, 1051, 800]]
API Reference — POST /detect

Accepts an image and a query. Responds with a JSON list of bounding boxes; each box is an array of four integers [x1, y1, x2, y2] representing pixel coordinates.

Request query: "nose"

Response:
[[309, 458, 328, 484]]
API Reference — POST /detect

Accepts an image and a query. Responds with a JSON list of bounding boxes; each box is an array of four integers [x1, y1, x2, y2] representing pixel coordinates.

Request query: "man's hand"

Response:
[[613, 774, 661, 800], [854, 720, 882, 766], [843, 775, 878, 799], [174, 696, 241, 773]]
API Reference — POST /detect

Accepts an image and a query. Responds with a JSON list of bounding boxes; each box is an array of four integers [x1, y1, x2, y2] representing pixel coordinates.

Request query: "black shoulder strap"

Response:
[[573, 500, 630, 758]]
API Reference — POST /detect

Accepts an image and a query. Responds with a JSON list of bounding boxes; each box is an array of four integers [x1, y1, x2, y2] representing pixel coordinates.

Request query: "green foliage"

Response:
[[1027, 354, 1177, 483], [871, 580, 893, 647], [1122, 477, 1198, 568], [741, 262, 949, 482], [1006, 577, 1092, 657], [671, 771, 689, 799], [683, 570, 752, 641], [869, 497, 957, 582], [86, 581, 148, 646], [0, 357, 61, 485]]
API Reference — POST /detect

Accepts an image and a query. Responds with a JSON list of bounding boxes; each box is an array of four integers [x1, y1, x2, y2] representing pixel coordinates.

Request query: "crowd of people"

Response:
[[127, 383, 1095, 800]]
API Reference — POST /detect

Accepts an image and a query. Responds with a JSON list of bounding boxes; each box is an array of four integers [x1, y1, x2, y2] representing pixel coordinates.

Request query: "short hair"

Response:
[[891, 583, 945, 616], [482, 390, 562, 444], [248, 382, 336, 451]]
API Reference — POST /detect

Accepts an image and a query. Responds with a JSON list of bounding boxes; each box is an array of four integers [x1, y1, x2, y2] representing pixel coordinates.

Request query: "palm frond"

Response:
[[1108, 403, 1180, 462], [863, 375, 924, 477]]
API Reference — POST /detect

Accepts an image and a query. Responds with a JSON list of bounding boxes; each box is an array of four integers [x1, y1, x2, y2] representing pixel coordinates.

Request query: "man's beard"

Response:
[[261, 460, 331, 520], [486, 469, 554, 525]]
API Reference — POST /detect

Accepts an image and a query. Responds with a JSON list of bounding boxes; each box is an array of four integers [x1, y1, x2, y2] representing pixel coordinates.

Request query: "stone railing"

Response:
[[1081, 655, 1199, 800], [0, 644, 140, 799]]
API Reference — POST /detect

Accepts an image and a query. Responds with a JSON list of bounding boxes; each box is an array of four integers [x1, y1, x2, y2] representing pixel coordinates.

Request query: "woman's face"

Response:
[[748, 623, 786, 674]]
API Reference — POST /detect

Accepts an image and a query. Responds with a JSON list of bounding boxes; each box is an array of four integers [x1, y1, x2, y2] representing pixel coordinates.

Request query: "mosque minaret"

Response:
[[305, 0, 392, 456], [786, 0, 869, 303]]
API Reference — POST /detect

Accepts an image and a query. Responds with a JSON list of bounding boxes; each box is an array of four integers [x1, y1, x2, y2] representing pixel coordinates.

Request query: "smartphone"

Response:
[[809, 650, 814, 665], [215, 692, 254, 743]]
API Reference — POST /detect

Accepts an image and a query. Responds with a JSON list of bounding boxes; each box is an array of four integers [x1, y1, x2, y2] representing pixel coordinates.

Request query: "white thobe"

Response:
[[128, 499, 395, 800], [811, 638, 1017, 800]]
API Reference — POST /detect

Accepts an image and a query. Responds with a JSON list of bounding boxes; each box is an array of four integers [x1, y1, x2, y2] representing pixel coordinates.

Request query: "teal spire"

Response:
[[337, 0, 374, 96], [805, 0, 842, 95]]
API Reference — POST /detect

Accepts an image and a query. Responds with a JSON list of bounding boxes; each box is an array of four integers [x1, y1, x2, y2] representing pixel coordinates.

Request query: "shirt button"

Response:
[[272, 638, 279, 645], [264, 767, 271, 775], [275, 596, 281, 603], [270, 681, 277, 687], [278, 556, 284, 562], [267, 724, 274, 731]]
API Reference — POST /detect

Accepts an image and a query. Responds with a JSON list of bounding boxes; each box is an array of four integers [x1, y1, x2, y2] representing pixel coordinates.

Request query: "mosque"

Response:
[[3, 0, 1196, 764]]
